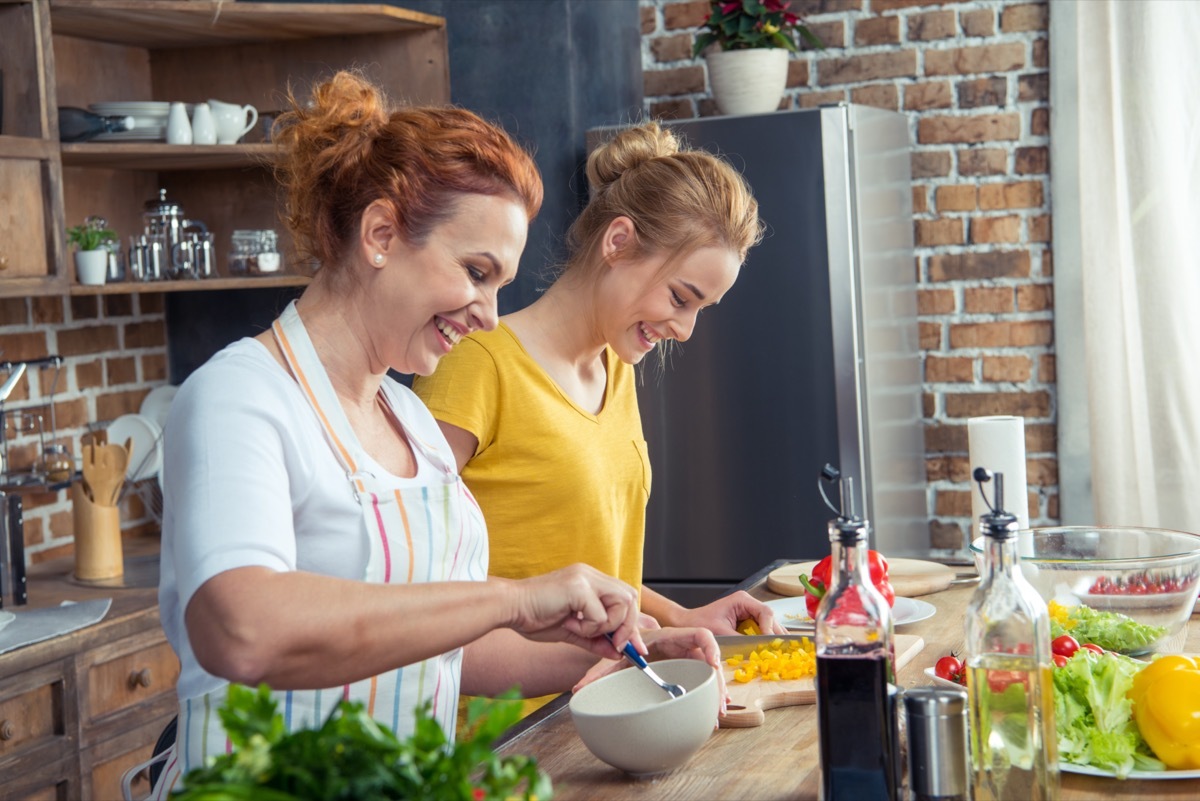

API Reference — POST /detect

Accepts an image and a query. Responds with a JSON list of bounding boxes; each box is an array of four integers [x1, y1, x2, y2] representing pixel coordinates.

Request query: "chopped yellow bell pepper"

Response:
[[1129, 654, 1200, 769], [737, 618, 762, 635], [725, 637, 816, 683]]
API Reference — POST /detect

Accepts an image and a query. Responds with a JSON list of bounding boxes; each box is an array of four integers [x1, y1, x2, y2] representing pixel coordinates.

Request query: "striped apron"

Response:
[[151, 300, 487, 798]]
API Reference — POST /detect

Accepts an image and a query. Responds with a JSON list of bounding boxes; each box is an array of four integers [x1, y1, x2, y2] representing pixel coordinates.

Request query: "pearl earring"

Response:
[[373, 253, 384, 265]]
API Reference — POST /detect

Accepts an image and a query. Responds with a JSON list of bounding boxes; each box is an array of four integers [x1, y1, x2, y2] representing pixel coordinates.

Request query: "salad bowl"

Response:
[[971, 526, 1200, 654]]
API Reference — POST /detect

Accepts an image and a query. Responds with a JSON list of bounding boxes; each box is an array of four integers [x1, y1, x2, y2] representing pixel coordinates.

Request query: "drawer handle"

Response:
[[0, 720, 14, 741], [129, 668, 153, 689], [0, 255, 8, 271]]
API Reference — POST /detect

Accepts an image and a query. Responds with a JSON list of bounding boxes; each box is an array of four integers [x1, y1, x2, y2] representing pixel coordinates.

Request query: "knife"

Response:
[[714, 633, 817, 660], [7, 495, 25, 606]]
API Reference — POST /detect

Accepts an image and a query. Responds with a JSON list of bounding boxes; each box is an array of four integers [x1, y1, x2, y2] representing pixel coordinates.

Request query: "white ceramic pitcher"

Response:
[[207, 99, 258, 144]]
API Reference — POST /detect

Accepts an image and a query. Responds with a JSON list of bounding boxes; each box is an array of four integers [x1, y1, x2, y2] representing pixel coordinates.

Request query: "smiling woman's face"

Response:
[[374, 193, 528, 376], [599, 245, 741, 365]]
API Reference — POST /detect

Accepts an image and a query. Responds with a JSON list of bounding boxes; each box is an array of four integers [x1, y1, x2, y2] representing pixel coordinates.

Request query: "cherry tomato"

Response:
[[1052, 653, 1069, 667], [935, 655, 965, 685], [1080, 643, 1105, 655], [1051, 634, 1080, 658]]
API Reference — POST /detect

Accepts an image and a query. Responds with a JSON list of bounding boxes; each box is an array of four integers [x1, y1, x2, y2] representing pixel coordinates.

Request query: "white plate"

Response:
[[923, 666, 966, 690], [107, 413, 162, 481], [1078, 590, 1197, 611], [90, 101, 173, 114], [0, 610, 14, 634], [139, 385, 178, 431], [767, 595, 936, 628], [1061, 762, 1200, 780], [91, 128, 167, 142]]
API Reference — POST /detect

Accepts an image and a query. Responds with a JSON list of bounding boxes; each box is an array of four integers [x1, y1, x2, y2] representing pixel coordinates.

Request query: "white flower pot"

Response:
[[75, 249, 109, 285], [706, 48, 790, 116]]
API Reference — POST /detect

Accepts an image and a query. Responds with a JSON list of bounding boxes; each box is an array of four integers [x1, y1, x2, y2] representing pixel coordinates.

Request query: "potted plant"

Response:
[[67, 215, 116, 286], [692, 0, 822, 116]]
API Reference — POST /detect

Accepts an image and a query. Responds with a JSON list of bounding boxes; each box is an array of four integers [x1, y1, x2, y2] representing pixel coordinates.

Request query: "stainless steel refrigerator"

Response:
[[606, 104, 928, 606]]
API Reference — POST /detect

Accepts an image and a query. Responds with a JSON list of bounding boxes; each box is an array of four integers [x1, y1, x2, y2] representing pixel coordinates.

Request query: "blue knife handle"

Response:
[[605, 633, 648, 668]]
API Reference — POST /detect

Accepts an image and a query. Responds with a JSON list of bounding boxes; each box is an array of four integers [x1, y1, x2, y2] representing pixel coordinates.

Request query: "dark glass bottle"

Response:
[[815, 472, 899, 801], [964, 468, 1059, 801], [57, 107, 134, 142]]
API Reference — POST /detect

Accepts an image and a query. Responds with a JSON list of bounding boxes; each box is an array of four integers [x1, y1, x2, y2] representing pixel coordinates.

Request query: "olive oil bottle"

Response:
[[964, 468, 1059, 801]]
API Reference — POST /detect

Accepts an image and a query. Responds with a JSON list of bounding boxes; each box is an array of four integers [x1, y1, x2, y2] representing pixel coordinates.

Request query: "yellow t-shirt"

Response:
[[412, 323, 650, 591]]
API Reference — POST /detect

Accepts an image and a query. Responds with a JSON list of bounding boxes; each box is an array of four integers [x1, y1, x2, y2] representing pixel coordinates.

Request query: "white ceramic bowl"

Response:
[[971, 526, 1200, 653], [569, 658, 718, 776]]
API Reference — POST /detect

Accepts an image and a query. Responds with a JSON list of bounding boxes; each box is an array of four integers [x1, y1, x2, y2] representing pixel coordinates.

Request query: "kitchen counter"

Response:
[[0, 536, 176, 800], [496, 561, 1200, 801]]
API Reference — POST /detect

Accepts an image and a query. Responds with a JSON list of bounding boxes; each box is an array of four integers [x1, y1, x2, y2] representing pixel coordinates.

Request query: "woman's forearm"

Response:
[[186, 567, 522, 689]]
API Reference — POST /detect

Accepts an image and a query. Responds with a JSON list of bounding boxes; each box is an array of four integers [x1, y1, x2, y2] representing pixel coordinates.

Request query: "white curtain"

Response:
[[1052, 0, 1200, 531]]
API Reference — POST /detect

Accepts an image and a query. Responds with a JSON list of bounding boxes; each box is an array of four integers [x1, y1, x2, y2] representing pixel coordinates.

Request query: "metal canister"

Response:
[[903, 686, 969, 801]]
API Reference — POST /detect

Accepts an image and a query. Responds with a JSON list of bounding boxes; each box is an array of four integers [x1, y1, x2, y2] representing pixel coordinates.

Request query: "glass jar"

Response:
[[229, 229, 280, 276], [40, 444, 73, 482]]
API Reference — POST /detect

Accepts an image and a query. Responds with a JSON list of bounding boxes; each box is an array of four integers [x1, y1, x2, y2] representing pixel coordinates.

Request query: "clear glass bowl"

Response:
[[971, 526, 1200, 653]]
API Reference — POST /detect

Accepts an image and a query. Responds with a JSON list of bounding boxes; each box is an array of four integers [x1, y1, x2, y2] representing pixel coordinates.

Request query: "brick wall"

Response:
[[641, 0, 1055, 549], [0, 294, 167, 565]]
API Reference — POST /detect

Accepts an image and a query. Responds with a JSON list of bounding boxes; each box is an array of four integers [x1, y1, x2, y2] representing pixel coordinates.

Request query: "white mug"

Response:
[[190, 102, 217, 145], [166, 102, 192, 145], [207, 99, 258, 145]]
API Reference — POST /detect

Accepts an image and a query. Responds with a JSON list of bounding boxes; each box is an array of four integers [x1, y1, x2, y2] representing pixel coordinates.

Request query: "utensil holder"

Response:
[[71, 482, 123, 581]]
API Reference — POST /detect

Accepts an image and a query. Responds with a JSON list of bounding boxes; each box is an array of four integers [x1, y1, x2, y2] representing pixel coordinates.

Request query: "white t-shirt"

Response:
[[158, 337, 458, 699]]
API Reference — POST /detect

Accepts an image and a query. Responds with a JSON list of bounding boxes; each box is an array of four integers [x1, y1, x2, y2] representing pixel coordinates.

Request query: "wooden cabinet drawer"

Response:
[[0, 754, 79, 801], [85, 637, 180, 723], [0, 660, 69, 765], [82, 712, 175, 801]]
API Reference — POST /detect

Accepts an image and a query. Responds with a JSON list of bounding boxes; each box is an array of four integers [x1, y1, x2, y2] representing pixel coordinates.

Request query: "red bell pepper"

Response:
[[798, 550, 896, 618]]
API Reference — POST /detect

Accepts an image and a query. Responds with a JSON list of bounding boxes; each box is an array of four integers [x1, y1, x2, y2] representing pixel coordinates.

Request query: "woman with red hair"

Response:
[[152, 72, 719, 797]]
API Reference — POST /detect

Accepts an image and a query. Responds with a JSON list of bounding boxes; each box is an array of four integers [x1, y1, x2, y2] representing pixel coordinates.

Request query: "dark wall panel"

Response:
[[167, 0, 643, 383]]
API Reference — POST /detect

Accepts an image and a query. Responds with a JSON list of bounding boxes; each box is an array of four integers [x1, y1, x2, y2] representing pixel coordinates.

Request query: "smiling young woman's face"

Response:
[[599, 245, 741, 365], [377, 193, 528, 376]]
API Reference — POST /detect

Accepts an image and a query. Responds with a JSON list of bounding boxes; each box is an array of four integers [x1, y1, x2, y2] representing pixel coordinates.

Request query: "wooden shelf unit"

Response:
[[69, 273, 311, 295], [0, 0, 450, 296]]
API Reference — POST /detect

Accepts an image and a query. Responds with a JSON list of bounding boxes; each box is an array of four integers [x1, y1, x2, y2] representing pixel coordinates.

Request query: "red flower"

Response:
[[472, 789, 486, 801], [764, 0, 789, 11], [784, 12, 800, 25], [720, 1, 740, 14]]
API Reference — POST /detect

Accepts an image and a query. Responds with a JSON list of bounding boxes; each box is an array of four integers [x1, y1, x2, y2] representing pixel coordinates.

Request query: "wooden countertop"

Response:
[[0, 536, 162, 676], [497, 561, 1200, 801]]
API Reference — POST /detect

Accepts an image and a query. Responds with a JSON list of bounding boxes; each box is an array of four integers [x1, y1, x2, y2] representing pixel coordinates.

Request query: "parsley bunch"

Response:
[[172, 684, 551, 801]]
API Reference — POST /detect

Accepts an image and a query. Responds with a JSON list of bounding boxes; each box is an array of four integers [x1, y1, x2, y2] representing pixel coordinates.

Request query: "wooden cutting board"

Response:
[[766, 558, 955, 599], [718, 633, 925, 729]]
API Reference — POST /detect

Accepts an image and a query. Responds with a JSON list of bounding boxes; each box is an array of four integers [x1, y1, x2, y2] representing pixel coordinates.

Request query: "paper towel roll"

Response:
[[968, 415, 1029, 532]]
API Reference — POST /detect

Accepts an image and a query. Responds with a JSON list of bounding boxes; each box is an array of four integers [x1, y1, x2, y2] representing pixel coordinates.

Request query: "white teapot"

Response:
[[207, 99, 258, 145]]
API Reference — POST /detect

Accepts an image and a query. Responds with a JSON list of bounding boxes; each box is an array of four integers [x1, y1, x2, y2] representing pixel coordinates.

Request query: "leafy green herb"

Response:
[[66, 215, 117, 252], [1049, 602, 1166, 653], [1053, 651, 1164, 778], [172, 684, 552, 801]]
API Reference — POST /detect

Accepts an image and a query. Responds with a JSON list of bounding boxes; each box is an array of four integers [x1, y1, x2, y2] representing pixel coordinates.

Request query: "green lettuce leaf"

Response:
[[1052, 651, 1164, 778], [1050, 604, 1166, 653]]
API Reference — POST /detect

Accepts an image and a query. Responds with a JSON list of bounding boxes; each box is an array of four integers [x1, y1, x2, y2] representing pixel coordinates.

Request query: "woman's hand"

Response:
[[503, 563, 644, 660], [572, 626, 728, 714], [669, 590, 787, 636]]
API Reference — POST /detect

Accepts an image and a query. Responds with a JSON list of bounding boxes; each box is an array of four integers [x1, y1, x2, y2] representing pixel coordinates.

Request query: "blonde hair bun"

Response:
[[586, 122, 681, 193]]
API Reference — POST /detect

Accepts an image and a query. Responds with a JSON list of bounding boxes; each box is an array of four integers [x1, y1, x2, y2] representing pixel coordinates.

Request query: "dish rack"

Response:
[[0, 356, 67, 489]]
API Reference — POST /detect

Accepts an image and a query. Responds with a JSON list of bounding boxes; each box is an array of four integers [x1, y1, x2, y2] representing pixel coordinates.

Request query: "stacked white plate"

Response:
[[107, 413, 164, 481], [88, 101, 190, 142]]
